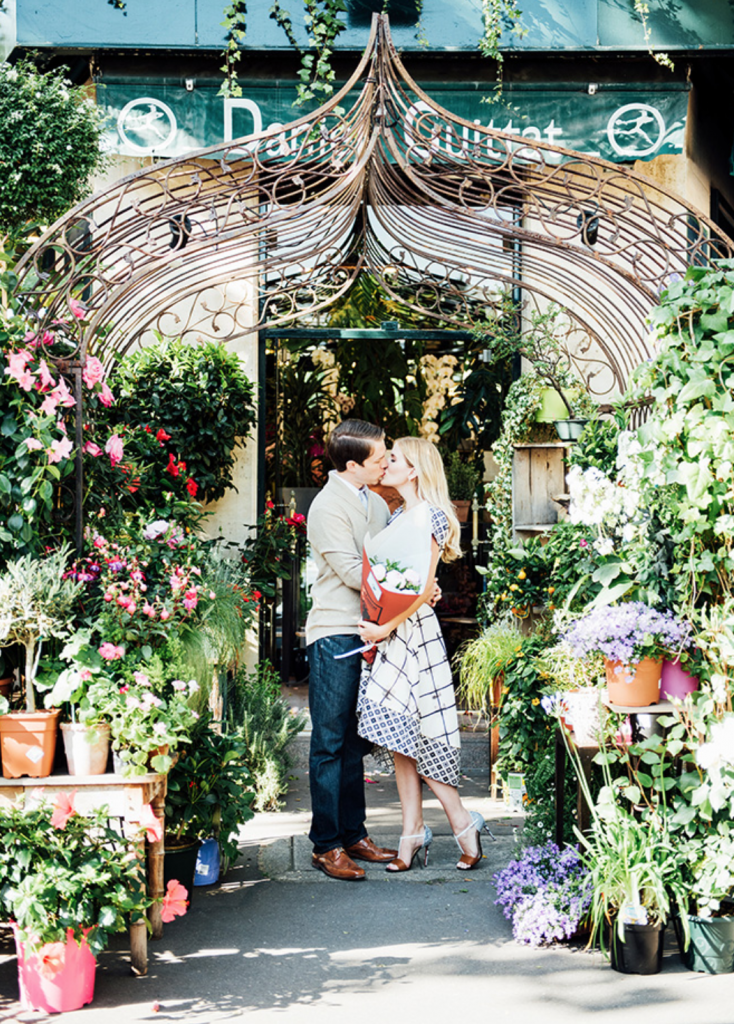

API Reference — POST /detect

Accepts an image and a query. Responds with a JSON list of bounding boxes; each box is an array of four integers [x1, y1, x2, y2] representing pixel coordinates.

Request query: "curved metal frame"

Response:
[[13, 14, 733, 399]]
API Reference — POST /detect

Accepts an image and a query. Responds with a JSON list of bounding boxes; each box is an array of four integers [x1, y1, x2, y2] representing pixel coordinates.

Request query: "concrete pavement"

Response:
[[2, 768, 733, 1023]]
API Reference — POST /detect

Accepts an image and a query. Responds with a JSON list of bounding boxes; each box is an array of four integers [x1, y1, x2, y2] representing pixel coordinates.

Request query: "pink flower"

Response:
[[182, 589, 198, 611], [99, 642, 125, 661], [142, 602, 157, 619], [79, 668, 93, 682], [50, 378, 76, 408], [39, 393, 60, 417], [68, 298, 86, 319], [36, 941, 67, 979], [24, 437, 44, 451], [82, 356, 105, 388], [105, 434, 124, 468], [83, 441, 102, 457], [159, 608, 171, 621], [579, 539, 589, 549], [133, 671, 150, 686], [47, 437, 74, 464], [5, 348, 31, 379], [99, 382, 114, 407], [37, 359, 56, 390], [160, 880, 189, 922], [50, 790, 77, 829], [139, 803, 163, 844]]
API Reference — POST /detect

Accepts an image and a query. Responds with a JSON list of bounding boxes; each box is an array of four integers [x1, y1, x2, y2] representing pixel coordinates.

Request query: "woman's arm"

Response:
[[357, 537, 441, 644]]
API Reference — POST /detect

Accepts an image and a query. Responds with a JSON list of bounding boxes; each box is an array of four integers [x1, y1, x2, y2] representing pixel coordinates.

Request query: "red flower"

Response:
[[186, 477, 198, 498], [50, 790, 77, 829], [160, 879, 189, 922], [165, 453, 180, 478], [156, 428, 171, 442], [266, 500, 274, 510], [144, 424, 152, 434]]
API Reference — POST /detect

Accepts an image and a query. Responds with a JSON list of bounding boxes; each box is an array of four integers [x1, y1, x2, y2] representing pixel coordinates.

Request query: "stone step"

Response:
[[286, 728, 490, 774]]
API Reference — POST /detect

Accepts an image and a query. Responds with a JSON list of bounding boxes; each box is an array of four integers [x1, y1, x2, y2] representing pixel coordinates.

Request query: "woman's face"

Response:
[[382, 445, 416, 489]]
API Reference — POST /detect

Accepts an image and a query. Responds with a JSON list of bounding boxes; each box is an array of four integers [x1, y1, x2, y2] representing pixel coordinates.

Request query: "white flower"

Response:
[[171, 679, 187, 692], [143, 519, 170, 540], [153, 721, 168, 737], [404, 569, 422, 587], [188, 679, 200, 694], [593, 537, 615, 557], [371, 563, 387, 582], [697, 716, 734, 771]]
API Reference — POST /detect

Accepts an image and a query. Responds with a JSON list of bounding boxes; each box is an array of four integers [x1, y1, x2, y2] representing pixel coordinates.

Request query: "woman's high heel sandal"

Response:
[[386, 825, 433, 873], [453, 811, 495, 871]]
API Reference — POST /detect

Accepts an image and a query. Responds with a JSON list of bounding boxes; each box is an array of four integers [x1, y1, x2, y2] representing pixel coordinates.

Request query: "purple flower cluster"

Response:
[[563, 602, 689, 666], [493, 842, 592, 946]]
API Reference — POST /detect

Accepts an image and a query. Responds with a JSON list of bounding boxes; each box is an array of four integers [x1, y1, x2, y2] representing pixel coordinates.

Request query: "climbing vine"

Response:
[[633, 0, 674, 71], [219, 0, 248, 99], [478, 0, 526, 100]]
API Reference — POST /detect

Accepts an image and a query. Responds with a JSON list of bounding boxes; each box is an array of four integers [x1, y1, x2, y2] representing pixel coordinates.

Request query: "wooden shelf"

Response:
[[603, 699, 675, 715]]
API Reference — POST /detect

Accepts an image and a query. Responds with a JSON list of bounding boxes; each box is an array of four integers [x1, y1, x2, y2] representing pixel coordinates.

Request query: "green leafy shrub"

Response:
[[0, 60, 106, 234], [227, 661, 307, 811], [107, 337, 257, 503]]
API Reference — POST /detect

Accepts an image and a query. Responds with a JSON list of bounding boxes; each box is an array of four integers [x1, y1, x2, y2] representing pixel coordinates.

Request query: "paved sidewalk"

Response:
[[2, 769, 733, 1023]]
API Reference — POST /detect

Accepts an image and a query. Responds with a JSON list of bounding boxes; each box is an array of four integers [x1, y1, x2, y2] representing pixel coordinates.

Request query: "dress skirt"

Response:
[[356, 603, 461, 786]]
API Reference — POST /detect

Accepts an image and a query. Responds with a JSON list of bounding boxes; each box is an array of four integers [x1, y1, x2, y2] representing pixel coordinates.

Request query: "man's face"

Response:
[[349, 440, 387, 487]]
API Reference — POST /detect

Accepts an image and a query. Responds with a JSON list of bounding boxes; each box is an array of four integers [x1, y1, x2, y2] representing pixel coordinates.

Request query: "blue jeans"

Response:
[[308, 635, 371, 854]]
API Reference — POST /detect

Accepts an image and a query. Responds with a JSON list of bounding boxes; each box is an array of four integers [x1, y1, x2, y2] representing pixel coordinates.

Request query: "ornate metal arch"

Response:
[[13, 15, 734, 398]]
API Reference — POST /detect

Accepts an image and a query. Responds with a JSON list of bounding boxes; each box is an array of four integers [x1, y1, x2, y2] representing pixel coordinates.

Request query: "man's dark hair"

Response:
[[327, 420, 384, 472]]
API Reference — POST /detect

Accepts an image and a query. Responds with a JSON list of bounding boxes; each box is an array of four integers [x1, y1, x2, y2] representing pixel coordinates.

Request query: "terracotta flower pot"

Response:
[[605, 657, 662, 707], [452, 499, 471, 523], [13, 925, 96, 1013], [61, 722, 111, 776], [0, 709, 60, 779]]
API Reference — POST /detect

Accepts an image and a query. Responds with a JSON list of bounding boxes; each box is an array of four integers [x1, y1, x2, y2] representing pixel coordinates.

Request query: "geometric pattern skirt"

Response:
[[357, 604, 461, 787]]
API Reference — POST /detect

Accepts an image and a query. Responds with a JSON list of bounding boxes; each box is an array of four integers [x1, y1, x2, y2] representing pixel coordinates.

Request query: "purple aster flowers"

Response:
[[493, 842, 592, 946], [562, 601, 689, 666]]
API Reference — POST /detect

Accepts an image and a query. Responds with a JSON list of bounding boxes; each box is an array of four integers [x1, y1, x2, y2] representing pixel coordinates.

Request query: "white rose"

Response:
[[385, 570, 405, 590], [371, 563, 387, 582]]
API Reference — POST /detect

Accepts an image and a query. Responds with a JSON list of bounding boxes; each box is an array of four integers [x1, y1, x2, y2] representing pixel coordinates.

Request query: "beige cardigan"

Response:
[[305, 472, 390, 645]]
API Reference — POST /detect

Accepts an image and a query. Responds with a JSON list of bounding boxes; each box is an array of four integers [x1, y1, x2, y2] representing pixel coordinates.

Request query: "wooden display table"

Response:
[[0, 771, 167, 976]]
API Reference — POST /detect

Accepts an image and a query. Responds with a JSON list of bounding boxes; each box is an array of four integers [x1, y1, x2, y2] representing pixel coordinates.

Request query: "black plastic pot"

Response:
[[164, 839, 201, 905], [609, 921, 665, 975]]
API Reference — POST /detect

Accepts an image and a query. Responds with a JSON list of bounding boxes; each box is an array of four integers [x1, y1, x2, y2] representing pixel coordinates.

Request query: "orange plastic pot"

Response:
[[0, 709, 60, 778], [605, 658, 662, 707]]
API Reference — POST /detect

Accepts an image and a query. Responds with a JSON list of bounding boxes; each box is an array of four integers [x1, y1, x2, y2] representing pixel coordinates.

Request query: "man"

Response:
[[306, 419, 397, 880]]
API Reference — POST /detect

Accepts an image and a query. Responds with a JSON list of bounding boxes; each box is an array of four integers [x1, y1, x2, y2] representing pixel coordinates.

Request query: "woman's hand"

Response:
[[358, 619, 391, 645]]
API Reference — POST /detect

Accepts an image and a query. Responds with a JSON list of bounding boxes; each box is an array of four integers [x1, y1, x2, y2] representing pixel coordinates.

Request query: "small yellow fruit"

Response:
[[517, 570, 527, 580]]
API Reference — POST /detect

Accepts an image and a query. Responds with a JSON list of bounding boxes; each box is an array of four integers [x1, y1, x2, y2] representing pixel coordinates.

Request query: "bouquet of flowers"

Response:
[[361, 503, 432, 627]]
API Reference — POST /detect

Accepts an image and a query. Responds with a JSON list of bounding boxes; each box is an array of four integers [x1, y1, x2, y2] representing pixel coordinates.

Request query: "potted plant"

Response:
[[443, 450, 482, 522], [0, 793, 187, 1013], [164, 714, 256, 890], [0, 548, 81, 778], [563, 601, 689, 707]]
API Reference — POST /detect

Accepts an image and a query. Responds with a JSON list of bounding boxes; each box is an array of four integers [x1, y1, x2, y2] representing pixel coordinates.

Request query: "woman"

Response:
[[356, 437, 491, 872]]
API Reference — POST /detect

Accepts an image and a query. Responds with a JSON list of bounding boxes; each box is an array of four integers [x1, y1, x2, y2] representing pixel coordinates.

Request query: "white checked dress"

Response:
[[356, 503, 461, 786]]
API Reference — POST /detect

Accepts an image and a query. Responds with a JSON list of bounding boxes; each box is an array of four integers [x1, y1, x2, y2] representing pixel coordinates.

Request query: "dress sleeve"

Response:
[[430, 507, 450, 549]]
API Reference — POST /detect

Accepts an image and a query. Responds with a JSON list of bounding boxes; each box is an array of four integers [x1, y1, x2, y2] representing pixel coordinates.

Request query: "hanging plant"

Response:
[[633, 0, 674, 71], [219, 0, 248, 99], [478, 0, 527, 102]]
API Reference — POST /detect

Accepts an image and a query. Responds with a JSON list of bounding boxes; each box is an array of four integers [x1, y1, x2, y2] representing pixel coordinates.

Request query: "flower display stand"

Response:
[[0, 771, 167, 976]]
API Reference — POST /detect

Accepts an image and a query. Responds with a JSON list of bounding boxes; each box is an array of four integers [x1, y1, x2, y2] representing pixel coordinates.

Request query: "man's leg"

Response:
[[308, 635, 367, 853]]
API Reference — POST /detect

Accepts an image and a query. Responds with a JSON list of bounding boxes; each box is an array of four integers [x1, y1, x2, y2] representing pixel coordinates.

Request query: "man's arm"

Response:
[[308, 505, 363, 591]]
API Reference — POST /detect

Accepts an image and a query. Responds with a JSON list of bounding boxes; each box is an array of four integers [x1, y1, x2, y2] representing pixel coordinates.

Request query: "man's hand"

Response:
[[429, 582, 442, 608]]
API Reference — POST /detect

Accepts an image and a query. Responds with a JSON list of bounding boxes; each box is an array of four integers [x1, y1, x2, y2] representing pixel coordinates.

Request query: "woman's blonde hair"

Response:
[[394, 437, 463, 563]]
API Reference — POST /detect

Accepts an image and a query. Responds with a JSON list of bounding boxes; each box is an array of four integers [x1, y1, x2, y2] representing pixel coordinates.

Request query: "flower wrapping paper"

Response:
[[360, 502, 432, 626]]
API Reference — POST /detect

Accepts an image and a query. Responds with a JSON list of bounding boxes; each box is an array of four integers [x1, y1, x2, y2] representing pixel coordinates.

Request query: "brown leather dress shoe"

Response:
[[312, 847, 366, 880], [344, 836, 399, 863]]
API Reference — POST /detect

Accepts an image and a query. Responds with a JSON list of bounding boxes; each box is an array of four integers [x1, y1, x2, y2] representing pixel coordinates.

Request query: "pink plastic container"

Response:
[[660, 658, 699, 701], [13, 925, 96, 1013]]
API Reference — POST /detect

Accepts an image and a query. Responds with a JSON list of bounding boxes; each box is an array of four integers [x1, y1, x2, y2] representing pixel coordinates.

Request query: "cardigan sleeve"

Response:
[[307, 503, 363, 592]]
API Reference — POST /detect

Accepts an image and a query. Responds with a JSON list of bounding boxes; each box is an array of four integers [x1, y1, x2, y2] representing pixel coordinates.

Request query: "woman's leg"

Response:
[[388, 752, 429, 869], [422, 776, 478, 859]]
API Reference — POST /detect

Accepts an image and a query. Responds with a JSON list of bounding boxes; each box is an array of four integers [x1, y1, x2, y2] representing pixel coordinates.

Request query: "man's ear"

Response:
[[344, 459, 359, 474]]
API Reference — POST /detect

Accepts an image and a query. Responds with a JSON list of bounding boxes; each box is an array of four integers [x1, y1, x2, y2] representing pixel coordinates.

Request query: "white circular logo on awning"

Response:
[[117, 97, 178, 154], [606, 103, 666, 158]]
